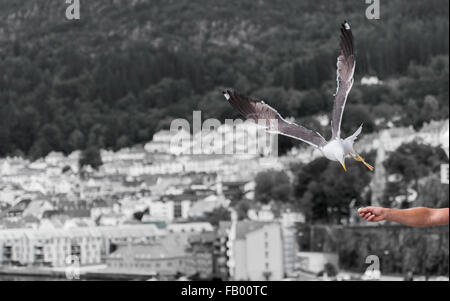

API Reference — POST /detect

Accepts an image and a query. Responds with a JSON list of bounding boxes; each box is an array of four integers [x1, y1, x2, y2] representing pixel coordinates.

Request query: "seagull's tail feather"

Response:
[[345, 124, 363, 143]]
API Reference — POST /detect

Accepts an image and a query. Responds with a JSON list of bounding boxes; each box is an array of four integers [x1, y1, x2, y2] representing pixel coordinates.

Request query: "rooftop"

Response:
[[108, 233, 191, 260], [0, 224, 163, 240], [235, 220, 272, 240]]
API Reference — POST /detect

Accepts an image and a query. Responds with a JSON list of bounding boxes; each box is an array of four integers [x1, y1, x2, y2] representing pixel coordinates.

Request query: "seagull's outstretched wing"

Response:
[[224, 90, 327, 148], [331, 21, 355, 139]]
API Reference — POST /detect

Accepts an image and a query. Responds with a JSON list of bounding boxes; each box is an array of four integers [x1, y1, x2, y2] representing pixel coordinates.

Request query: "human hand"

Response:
[[358, 206, 388, 222]]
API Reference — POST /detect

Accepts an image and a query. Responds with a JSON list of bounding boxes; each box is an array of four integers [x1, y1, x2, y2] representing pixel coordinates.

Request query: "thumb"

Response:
[[372, 215, 385, 222], [359, 206, 374, 214]]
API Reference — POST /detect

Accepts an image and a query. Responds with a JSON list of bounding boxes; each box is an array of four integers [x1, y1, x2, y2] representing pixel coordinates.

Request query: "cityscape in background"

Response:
[[1, 116, 448, 281]]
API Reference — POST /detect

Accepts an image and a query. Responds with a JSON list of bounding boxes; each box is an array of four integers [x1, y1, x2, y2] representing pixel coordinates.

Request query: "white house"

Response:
[[231, 221, 284, 281]]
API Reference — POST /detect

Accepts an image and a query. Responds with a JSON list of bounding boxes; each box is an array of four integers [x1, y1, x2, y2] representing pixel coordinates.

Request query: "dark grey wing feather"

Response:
[[331, 21, 356, 139], [224, 90, 327, 148]]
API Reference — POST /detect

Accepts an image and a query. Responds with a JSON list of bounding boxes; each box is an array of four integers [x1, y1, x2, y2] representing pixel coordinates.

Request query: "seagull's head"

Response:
[[335, 148, 347, 171]]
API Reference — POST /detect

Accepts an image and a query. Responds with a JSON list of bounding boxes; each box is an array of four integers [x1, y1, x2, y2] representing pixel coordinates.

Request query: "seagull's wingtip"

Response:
[[223, 91, 230, 100], [343, 21, 351, 30]]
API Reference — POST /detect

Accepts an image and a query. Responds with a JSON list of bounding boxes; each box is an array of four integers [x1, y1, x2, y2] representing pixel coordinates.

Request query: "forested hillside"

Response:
[[0, 0, 448, 158]]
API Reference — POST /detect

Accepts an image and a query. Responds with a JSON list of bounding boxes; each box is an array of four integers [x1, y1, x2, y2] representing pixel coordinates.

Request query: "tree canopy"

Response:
[[0, 0, 448, 158]]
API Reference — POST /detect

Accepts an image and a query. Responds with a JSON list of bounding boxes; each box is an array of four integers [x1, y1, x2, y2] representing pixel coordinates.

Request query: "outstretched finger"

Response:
[[359, 207, 373, 214], [363, 213, 372, 219]]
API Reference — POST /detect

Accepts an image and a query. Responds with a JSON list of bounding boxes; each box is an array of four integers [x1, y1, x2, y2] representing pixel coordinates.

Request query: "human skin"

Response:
[[358, 207, 449, 228]]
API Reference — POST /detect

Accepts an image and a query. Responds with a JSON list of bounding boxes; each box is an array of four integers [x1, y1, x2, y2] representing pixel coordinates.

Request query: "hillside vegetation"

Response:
[[0, 0, 448, 158]]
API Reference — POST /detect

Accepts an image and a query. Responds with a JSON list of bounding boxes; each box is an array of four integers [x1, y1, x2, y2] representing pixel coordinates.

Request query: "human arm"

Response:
[[358, 207, 449, 228]]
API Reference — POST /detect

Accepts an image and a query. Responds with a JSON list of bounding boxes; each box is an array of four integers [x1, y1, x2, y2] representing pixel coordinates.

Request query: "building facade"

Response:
[[230, 221, 284, 281], [0, 225, 163, 267]]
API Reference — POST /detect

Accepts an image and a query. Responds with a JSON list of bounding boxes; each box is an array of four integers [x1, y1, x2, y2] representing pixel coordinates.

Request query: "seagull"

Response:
[[223, 21, 373, 172]]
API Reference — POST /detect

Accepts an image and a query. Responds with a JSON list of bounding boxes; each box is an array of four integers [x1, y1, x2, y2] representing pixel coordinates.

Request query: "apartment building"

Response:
[[229, 221, 284, 281], [105, 233, 192, 278], [0, 225, 163, 267]]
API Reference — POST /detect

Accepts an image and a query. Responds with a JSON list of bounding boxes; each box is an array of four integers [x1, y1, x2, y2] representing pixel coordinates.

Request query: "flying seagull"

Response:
[[223, 21, 373, 172]]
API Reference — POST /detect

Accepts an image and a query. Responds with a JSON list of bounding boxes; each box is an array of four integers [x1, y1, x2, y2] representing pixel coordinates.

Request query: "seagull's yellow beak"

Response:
[[341, 162, 347, 171]]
